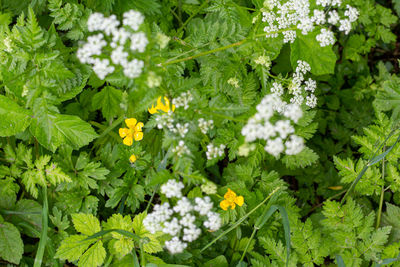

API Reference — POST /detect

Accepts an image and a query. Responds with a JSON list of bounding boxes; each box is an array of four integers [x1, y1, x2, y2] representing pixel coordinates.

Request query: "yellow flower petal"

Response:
[[119, 128, 129, 138], [220, 200, 231, 211], [148, 105, 158, 114], [133, 131, 143, 141], [224, 188, 237, 201], [234, 196, 244, 207], [125, 118, 137, 129], [123, 135, 133, 146], [171, 104, 176, 112], [129, 154, 137, 163], [135, 122, 144, 132]]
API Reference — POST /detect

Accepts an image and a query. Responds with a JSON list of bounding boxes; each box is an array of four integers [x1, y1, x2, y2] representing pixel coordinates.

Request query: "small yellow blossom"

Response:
[[118, 118, 144, 146], [129, 154, 137, 163], [220, 188, 244, 210], [148, 96, 176, 114]]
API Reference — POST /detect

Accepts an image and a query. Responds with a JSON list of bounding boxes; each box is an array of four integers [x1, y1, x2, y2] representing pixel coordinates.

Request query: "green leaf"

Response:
[[204, 255, 229, 267], [55, 235, 93, 262], [71, 213, 101, 236], [382, 203, 400, 243], [290, 30, 336, 76], [0, 222, 24, 264], [78, 241, 106, 267], [133, 213, 163, 254], [282, 147, 318, 169], [92, 86, 123, 121], [0, 95, 32, 137], [30, 101, 98, 152]]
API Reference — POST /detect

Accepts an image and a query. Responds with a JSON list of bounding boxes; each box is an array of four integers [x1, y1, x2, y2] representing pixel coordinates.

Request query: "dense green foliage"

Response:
[[0, 0, 400, 266]]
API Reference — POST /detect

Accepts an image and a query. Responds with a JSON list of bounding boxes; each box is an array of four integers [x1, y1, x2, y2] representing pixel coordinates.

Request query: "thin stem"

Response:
[[376, 145, 386, 229], [145, 185, 159, 213], [159, 39, 247, 67], [177, 0, 210, 34], [201, 187, 280, 252], [34, 185, 48, 267], [240, 228, 257, 261], [139, 241, 146, 266], [159, 29, 293, 67]]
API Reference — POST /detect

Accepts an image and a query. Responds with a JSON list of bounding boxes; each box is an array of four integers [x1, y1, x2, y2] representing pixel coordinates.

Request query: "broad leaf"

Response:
[[0, 95, 32, 137], [0, 222, 24, 264], [92, 86, 123, 121], [72, 213, 101, 236], [290, 30, 336, 76]]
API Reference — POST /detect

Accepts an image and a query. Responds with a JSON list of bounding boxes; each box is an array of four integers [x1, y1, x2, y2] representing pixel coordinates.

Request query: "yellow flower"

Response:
[[118, 118, 144, 146], [220, 188, 244, 211], [148, 96, 176, 114], [129, 154, 137, 163]]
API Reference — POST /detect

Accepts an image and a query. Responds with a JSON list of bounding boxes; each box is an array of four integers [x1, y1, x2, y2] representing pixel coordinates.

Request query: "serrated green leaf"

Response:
[[72, 213, 101, 236], [132, 213, 163, 254], [78, 241, 106, 267], [0, 95, 32, 137], [92, 86, 123, 121], [55, 234, 93, 261], [0, 222, 24, 264]]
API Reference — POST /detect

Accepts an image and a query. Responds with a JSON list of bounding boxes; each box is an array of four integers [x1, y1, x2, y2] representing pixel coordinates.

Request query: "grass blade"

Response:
[[201, 187, 280, 252], [81, 229, 143, 243], [33, 186, 48, 267], [336, 255, 346, 267]]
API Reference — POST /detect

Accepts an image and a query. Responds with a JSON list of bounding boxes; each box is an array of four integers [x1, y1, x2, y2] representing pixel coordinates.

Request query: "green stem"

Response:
[[177, 0, 210, 34], [139, 241, 146, 266], [201, 187, 280, 252], [376, 145, 386, 229], [160, 39, 247, 67], [240, 228, 257, 261], [34, 185, 48, 267], [159, 29, 292, 67]]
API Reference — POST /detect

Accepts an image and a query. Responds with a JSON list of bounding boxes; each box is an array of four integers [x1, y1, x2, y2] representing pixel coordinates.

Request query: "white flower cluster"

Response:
[[171, 123, 189, 138], [206, 143, 225, 160], [261, 0, 359, 47], [77, 10, 148, 80], [172, 91, 194, 110], [155, 111, 175, 130], [198, 118, 214, 134], [143, 180, 221, 254], [241, 61, 316, 157], [172, 140, 191, 156]]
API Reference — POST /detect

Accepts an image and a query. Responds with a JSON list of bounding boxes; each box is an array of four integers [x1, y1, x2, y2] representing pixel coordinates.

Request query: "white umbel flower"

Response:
[[130, 32, 148, 53], [123, 10, 145, 31], [194, 196, 213, 215], [123, 59, 144, 78], [264, 138, 284, 157], [92, 58, 114, 80], [163, 218, 182, 236], [172, 91, 194, 110], [339, 19, 352, 34], [275, 120, 295, 139], [172, 140, 190, 156], [285, 135, 305, 155], [206, 144, 225, 160], [316, 28, 335, 47], [160, 179, 184, 198], [179, 214, 196, 228], [327, 10, 340, 25], [203, 211, 222, 231], [345, 5, 359, 22], [198, 118, 214, 134], [173, 197, 193, 216], [165, 237, 187, 254], [182, 226, 201, 242]]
